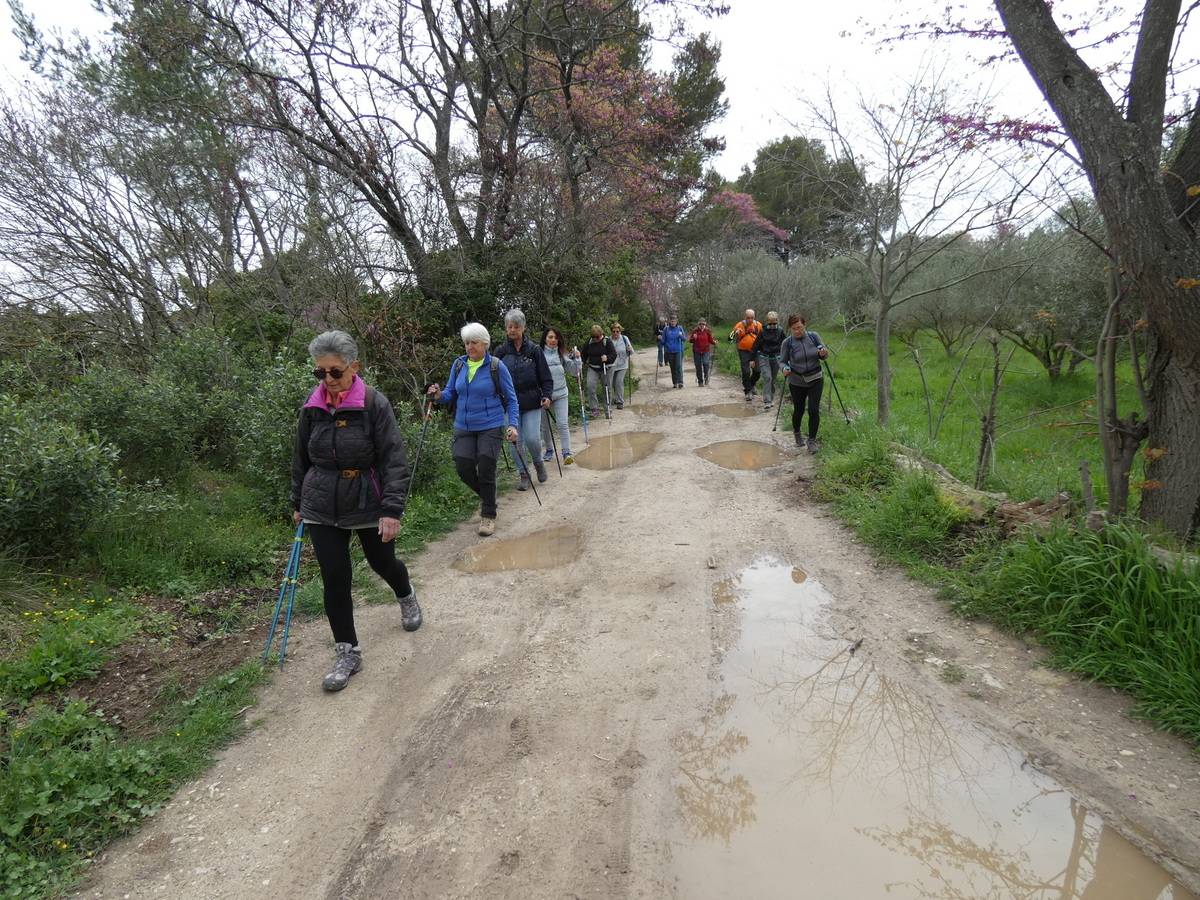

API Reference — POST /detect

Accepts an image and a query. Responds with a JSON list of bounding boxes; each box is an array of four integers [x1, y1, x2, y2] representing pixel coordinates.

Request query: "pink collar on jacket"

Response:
[[303, 374, 367, 411]]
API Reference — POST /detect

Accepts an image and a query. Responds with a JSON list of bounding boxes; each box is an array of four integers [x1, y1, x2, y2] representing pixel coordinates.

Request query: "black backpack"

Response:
[[446, 355, 503, 418]]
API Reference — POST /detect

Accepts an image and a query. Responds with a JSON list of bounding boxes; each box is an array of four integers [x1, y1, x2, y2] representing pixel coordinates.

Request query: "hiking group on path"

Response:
[[291, 307, 828, 692]]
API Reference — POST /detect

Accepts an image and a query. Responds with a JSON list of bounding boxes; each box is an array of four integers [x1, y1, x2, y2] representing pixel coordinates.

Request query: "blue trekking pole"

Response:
[[263, 522, 305, 668]]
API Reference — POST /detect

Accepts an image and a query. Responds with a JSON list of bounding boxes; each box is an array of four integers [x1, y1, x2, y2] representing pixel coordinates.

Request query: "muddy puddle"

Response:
[[672, 559, 1196, 899], [632, 403, 691, 417], [694, 440, 787, 471], [452, 525, 582, 574], [574, 432, 663, 470], [700, 402, 759, 419]]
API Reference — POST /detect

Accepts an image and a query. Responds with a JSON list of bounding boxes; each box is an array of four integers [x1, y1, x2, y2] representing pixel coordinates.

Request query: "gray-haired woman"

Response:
[[291, 330, 421, 692]]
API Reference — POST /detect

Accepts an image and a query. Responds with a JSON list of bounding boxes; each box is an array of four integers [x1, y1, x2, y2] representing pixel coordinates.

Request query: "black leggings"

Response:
[[790, 379, 824, 439], [452, 428, 503, 518], [307, 524, 412, 646]]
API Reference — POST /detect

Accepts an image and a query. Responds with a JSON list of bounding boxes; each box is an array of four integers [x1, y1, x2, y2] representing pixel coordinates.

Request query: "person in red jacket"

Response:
[[689, 318, 717, 386]]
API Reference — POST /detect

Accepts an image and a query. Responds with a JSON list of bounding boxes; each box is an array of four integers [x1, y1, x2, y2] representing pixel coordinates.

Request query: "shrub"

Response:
[[67, 367, 206, 476], [153, 328, 250, 463], [233, 356, 312, 511], [0, 401, 120, 559]]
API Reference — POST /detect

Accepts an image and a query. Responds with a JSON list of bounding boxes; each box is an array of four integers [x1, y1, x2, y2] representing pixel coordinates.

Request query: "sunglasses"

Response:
[[312, 367, 349, 381]]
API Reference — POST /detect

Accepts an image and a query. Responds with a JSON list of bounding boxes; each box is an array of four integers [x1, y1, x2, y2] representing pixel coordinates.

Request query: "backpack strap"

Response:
[[489, 355, 502, 400]]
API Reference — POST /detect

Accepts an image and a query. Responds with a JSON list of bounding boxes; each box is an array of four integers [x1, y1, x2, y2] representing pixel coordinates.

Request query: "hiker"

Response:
[[580, 324, 617, 416], [688, 318, 717, 386], [540, 326, 582, 465], [780, 314, 829, 453], [729, 308, 763, 401], [495, 308, 554, 490], [607, 322, 634, 408], [654, 316, 667, 367], [660, 313, 687, 388], [291, 330, 421, 693], [426, 322, 520, 537], [750, 311, 786, 409]]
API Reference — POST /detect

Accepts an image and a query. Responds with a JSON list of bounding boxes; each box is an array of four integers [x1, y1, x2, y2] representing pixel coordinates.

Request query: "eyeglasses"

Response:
[[313, 367, 348, 381]]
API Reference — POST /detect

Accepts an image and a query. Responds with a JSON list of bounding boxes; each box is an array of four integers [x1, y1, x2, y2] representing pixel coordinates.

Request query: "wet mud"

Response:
[[452, 525, 583, 574], [694, 440, 787, 471], [674, 560, 1196, 899], [574, 432, 664, 471], [632, 403, 692, 417], [700, 403, 760, 419]]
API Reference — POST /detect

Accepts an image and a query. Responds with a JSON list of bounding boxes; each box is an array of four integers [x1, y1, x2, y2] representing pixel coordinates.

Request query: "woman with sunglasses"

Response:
[[291, 330, 420, 692]]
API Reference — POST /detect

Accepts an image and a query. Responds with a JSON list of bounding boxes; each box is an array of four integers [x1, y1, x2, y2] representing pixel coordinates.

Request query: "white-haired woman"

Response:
[[291, 330, 420, 692], [427, 323, 520, 537]]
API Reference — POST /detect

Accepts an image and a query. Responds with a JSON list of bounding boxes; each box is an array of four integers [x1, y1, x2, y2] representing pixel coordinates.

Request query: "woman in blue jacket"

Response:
[[659, 313, 687, 388], [427, 323, 520, 537]]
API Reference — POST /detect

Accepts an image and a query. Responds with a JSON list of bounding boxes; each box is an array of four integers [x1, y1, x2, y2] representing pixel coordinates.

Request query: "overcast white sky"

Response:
[[2, 0, 1193, 182]]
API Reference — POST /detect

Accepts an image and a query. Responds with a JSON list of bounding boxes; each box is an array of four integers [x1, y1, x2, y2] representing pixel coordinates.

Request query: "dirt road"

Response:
[[80, 348, 1200, 899]]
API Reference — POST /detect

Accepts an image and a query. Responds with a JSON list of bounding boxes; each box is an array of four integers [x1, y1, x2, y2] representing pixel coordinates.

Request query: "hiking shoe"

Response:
[[807, 438, 821, 454], [397, 590, 422, 632], [794, 431, 806, 448], [744, 392, 753, 402], [322, 643, 362, 692], [615, 402, 624, 409], [518, 472, 530, 491], [589, 408, 600, 417], [542, 449, 555, 462], [478, 517, 496, 537], [563, 454, 575, 465], [534, 460, 548, 483]]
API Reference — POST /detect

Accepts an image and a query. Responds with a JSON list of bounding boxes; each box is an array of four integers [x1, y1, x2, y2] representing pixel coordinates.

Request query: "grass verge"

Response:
[[1, 661, 265, 897], [810, 424, 1200, 746]]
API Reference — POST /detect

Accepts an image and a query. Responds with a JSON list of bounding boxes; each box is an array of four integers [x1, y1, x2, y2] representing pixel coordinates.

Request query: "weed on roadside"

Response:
[[0, 661, 265, 897]]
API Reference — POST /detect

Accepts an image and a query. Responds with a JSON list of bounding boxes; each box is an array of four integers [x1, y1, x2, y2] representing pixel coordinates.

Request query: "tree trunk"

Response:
[[875, 304, 893, 426], [995, 0, 1200, 538]]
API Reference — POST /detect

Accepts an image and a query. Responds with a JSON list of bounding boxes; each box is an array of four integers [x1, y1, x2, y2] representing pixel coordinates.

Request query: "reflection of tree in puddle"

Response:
[[755, 636, 984, 808], [671, 693, 757, 845], [860, 796, 1180, 899]]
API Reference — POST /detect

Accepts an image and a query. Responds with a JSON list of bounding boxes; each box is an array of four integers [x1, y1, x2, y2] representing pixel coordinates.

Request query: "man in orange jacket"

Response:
[[729, 308, 763, 401]]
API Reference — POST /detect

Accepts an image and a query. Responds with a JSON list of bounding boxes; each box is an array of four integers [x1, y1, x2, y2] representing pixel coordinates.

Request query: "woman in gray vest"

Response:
[[779, 314, 829, 453], [540, 326, 582, 464], [607, 322, 634, 408]]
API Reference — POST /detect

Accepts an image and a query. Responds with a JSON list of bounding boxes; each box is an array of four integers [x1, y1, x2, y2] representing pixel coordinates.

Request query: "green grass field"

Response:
[[713, 327, 1141, 503]]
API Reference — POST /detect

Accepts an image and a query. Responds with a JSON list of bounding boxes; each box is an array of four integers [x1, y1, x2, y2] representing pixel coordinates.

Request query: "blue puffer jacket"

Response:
[[436, 354, 520, 432], [660, 325, 687, 353]]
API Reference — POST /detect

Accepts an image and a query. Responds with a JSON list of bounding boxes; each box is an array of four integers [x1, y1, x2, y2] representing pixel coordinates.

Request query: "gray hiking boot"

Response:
[[322, 642, 362, 692], [794, 431, 806, 449], [397, 590, 422, 632], [807, 437, 821, 454], [518, 472, 531, 491], [534, 460, 548, 483]]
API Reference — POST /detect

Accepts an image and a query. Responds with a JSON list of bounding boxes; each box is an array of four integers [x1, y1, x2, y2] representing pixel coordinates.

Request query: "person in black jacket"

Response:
[[580, 324, 617, 415], [495, 308, 554, 489], [750, 311, 786, 409], [291, 330, 419, 692]]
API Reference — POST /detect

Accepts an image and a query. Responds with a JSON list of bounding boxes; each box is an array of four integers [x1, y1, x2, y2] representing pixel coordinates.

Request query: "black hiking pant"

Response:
[[308, 524, 413, 646], [790, 378, 824, 439], [453, 427, 503, 519], [738, 349, 759, 393]]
